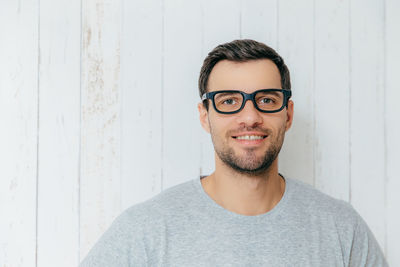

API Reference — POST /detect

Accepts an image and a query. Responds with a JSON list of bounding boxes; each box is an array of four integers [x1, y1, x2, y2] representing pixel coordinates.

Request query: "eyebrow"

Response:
[[258, 91, 281, 97], [214, 92, 240, 98]]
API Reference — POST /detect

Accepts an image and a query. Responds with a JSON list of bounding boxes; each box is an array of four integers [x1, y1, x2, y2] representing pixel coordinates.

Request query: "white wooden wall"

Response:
[[0, 0, 399, 266]]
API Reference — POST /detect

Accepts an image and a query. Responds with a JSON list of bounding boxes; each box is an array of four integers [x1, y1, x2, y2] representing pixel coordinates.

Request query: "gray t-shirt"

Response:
[[80, 176, 388, 266]]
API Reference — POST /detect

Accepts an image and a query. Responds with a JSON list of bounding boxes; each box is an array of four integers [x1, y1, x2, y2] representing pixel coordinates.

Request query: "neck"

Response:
[[201, 156, 285, 216]]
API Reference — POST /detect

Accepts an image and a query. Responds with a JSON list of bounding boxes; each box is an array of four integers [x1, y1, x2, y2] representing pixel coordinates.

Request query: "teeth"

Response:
[[236, 135, 264, 140]]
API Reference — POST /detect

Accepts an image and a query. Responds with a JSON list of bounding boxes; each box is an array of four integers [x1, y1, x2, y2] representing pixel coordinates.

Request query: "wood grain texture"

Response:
[[37, 0, 81, 266], [0, 1, 38, 266], [162, 0, 203, 188], [240, 0, 278, 47], [202, 0, 241, 53], [314, 0, 350, 201], [350, 0, 386, 251], [80, 0, 122, 260], [385, 0, 400, 264], [120, 0, 163, 210], [277, 0, 315, 186]]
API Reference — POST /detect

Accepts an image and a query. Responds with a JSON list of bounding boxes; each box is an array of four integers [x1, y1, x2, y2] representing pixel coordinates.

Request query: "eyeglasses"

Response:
[[201, 89, 292, 114]]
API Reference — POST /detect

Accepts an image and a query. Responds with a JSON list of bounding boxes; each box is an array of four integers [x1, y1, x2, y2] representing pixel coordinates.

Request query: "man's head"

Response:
[[199, 39, 291, 110], [197, 39, 294, 176]]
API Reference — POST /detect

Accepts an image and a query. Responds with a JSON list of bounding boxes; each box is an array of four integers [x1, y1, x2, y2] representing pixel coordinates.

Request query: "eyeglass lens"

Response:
[[213, 91, 284, 113]]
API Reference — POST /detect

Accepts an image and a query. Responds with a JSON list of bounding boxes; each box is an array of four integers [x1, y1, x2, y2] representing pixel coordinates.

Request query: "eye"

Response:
[[223, 98, 237, 105], [260, 97, 275, 104]]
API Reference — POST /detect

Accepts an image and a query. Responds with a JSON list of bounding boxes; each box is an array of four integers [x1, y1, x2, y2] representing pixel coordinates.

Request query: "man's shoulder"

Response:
[[120, 178, 198, 223], [286, 177, 360, 225], [286, 177, 387, 266]]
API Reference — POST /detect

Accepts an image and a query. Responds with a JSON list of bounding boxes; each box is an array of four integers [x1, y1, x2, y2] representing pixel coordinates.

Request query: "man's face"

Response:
[[198, 59, 294, 176]]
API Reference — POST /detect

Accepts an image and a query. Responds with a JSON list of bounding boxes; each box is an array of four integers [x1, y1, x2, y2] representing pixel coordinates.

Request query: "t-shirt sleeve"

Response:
[[79, 209, 147, 267], [348, 211, 388, 267]]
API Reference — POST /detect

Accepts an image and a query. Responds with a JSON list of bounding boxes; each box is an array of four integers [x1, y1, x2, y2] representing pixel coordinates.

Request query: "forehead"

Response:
[[208, 59, 282, 93]]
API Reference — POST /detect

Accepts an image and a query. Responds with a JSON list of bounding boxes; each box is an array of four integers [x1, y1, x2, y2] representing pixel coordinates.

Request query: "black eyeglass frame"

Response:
[[201, 89, 292, 114]]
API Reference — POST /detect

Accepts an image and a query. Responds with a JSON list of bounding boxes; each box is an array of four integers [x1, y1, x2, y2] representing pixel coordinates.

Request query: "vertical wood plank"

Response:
[[277, 0, 314, 186], [0, 1, 38, 266], [120, 0, 163, 209], [240, 0, 278, 47], [80, 0, 122, 260], [200, 0, 241, 176], [385, 0, 400, 264], [350, 0, 386, 250], [202, 0, 241, 53], [37, 0, 80, 266], [314, 1, 350, 201], [163, 0, 204, 187]]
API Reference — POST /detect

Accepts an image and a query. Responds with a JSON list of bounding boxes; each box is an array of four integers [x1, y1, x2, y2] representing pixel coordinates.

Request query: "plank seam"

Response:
[[161, 0, 165, 191], [312, 0, 316, 188], [239, 0, 242, 39], [382, 0, 388, 257], [35, 0, 41, 266], [276, 0, 279, 50], [78, 0, 83, 262], [348, 0, 352, 205]]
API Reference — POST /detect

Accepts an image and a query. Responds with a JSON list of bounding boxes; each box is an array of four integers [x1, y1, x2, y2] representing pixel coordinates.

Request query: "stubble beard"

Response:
[[211, 125, 286, 177]]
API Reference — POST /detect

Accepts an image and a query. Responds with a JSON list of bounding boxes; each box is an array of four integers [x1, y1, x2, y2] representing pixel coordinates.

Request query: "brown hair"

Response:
[[199, 39, 291, 109]]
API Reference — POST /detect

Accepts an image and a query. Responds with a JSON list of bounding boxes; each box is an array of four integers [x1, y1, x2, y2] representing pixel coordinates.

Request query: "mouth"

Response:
[[231, 133, 268, 146], [232, 135, 267, 140]]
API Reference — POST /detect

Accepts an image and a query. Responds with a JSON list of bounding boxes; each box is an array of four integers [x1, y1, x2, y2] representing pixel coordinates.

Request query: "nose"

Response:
[[236, 99, 263, 127]]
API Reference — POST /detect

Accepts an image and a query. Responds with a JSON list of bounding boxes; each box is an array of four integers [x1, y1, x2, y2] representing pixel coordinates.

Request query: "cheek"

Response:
[[263, 116, 287, 136], [274, 119, 288, 137], [208, 116, 233, 138]]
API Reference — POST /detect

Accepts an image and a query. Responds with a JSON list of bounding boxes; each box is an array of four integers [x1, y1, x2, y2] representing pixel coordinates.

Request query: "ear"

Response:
[[285, 100, 294, 132], [198, 102, 211, 133]]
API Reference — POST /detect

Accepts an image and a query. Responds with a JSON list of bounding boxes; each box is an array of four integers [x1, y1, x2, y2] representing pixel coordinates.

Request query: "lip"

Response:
[[231, 132, 268, 138], [231, 132, 268, 146]]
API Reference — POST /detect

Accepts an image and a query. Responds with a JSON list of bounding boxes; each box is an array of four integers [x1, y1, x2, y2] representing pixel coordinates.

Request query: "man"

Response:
[[80, 39, 388, 266]]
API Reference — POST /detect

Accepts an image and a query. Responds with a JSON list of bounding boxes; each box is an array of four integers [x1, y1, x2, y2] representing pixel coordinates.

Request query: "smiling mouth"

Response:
[[232, 135, 268, 140]]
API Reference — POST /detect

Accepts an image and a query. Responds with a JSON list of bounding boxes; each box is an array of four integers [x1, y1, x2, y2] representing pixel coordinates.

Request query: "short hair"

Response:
[[198, 39, 291, 109]]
